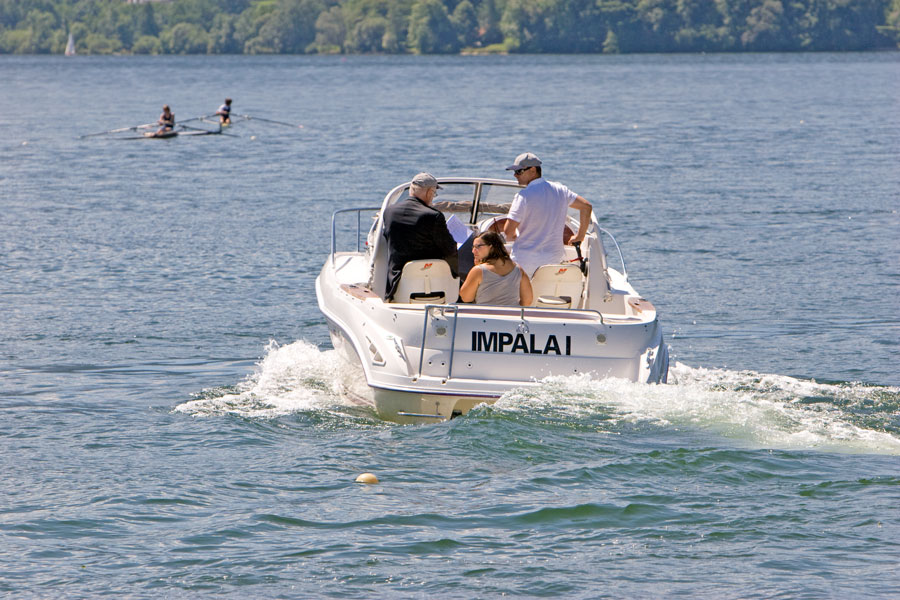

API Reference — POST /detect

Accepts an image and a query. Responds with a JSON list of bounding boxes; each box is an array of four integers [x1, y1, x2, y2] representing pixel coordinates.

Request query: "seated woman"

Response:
[[459, 232, 533, 306]]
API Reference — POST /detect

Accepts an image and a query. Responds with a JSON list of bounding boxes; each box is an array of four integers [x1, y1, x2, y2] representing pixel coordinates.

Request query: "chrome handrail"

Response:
[[447, 305, 461, 379], [417, 305, 460, 379], [331, 207, 380, 267], [416, 305, 435, 379], [596, 226, 627, 280]]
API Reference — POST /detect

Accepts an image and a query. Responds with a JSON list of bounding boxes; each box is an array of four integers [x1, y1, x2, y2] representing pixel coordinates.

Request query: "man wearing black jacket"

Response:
[[382, 172, 459, 301]]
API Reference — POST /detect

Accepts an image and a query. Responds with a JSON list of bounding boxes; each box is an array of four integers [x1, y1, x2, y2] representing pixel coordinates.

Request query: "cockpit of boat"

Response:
[[374, 179, 522, 292], [329, 177, 639, 318], [369, 179, 586, 301]]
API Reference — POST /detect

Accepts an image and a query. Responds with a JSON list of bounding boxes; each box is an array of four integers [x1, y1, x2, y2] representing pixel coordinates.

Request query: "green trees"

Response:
[[346, 15, 389, 52], [450, 0, 479, 48], [0, 0, 895, 55], [338, 0, 413, 53], [246, 0, 324, 53], [132, 34, 162, 54], [163, 22, 208, 53], [312, 6, 345, 53], [207, 13, 241, 53], [881, 0, 900, 44], [408, 0, 457, 53], [671, 0, 728, 51], [0, 9, 59, 53]]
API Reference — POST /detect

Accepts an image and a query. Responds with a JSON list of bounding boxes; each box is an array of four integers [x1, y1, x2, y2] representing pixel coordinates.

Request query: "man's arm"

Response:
[[568, 196, 592, 244], [502, 218, 519, 242]]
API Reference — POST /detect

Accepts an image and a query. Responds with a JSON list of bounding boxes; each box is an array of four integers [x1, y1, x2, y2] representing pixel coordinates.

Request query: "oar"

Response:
[[237, 114, 303, 129], [179, 123, 213, 131], [573, 241, 588, 275], [178, 123, 238, 137], [180, 114, 217, 124], [79, 122, 156, 138]]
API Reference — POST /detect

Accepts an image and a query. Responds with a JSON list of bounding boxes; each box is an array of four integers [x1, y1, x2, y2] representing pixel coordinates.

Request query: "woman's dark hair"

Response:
[[475, 231, 510, 264]]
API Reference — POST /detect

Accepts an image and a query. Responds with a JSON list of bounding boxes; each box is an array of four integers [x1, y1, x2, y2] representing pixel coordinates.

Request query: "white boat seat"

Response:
[[536, 295, 571, 308], [530, 264, 584, 309], [393, 259, 459, 304]]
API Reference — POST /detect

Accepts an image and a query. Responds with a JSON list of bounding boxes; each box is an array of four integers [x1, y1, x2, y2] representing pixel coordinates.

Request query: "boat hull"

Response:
[[317, 180, 669, 424], [320, 261, 669, 424], [328, 316, 668, 424], [327, 319, 517, 423]]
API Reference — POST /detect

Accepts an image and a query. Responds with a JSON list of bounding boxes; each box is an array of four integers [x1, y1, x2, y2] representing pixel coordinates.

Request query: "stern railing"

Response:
[[331, 207, 380, 267], [596, 227, 628, 280]]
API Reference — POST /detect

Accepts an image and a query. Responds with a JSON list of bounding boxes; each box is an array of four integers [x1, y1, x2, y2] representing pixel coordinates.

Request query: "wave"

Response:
[[175, 340, 361, 419], [493, 363, 900, 454], [177, 341, 900, 453]]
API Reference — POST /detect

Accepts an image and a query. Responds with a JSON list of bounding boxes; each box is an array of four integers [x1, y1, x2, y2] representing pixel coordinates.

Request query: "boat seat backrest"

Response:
[[530, 264, 585, 308], [392, 259, 459, 304]]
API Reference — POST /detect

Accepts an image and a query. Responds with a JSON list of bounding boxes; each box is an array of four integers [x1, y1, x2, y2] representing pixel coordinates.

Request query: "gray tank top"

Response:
[[474, 264, 522, 306]]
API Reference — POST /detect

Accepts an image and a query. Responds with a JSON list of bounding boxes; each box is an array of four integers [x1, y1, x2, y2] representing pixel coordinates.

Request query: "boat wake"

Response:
[[179, 341, 900, 453], [493, 363, 900, 454], [175, 340, 364, 420]]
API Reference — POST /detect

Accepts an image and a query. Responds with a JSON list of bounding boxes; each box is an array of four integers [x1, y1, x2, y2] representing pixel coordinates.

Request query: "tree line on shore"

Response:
[[2, 0, 898, 55]]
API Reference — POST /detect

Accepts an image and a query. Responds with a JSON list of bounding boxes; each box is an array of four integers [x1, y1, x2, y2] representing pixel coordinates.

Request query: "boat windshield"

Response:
[[431, 183, 477, 221], [384, 180, 521, 226], [433, 182, 521, 225], [476, 183, 519, 221]]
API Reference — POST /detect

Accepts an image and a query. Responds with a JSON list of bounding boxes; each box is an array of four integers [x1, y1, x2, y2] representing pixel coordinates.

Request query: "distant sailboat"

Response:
[[65, 33, 75, 56]]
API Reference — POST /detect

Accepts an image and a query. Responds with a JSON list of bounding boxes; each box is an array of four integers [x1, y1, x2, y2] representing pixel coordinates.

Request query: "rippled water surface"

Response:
[[2, 53, 899, 598]]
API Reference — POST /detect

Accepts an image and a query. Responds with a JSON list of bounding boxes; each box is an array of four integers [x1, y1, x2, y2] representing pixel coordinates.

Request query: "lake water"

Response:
[[2, 53, 899, 597]]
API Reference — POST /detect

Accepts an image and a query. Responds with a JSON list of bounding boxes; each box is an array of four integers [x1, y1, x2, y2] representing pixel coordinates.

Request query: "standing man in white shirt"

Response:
[[502, 152, 593, 277]]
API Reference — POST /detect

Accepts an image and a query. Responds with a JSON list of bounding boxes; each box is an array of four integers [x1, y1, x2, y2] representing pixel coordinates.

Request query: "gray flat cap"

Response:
[[411, 172, 443, 189], [506, 152, 542, 170]]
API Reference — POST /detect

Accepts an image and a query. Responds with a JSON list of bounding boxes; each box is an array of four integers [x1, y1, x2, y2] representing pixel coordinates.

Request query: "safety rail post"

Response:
[[416, 305, 433, 379], [331, 207, 380, 268], [446, 305, 461, 380], [416, 304, 460, 381], [596, 227, 627, 280]]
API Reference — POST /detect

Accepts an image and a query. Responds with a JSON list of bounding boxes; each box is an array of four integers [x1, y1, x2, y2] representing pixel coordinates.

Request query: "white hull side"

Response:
[[317, 253, 668, 424]]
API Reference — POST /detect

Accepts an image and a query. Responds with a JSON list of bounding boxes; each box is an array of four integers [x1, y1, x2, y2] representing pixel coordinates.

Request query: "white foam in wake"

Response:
[[178, 342, 900, 453], [495, 362, 900, 454], [176, 340, 360, 418]]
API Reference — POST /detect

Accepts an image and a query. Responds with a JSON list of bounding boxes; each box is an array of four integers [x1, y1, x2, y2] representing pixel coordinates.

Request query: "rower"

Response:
[[155, 104, 174, 135], [216, 98, 232, 125]]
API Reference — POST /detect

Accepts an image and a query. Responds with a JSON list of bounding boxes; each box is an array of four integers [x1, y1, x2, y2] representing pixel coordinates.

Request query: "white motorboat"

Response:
[[316, 177, 668, 424]]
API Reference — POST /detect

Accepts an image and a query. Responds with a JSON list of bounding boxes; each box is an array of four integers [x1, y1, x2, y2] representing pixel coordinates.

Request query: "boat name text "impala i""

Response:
[[471, 331, 572, 355]]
